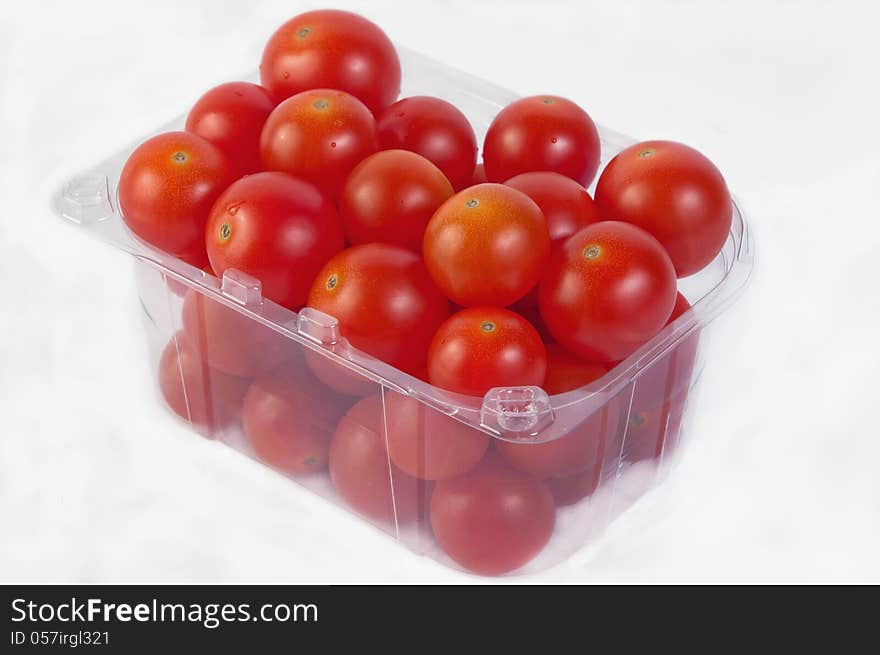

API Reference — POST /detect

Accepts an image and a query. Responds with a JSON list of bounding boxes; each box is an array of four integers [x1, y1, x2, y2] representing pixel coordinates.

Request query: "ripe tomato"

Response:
[[118, 131, 233, 267], [307, 244, 449, 374], [304, 349, 378, 398], [622, 390, 688, 463], [181, 290, 290, 379], [242, 364, 350, 475], [539, 221, 677, 363], [470, 163, 487, 185], [157, 332, 250, 437], [594, 141, 732, 277], [423, 183, 550, 307], [427, 307, 547, 397], [376, 96, 478, 190], [339, 150, 454, 252], [185, 82, 276, 177], [483, 95, 601, 187], [384, 391, 489, 480], [260, 89, 378, 197], [205, 172, 344, 310], [546, 467, 601, 506], [329, 395, 430, 524], [496, 344, 615, 479], [430, 455, 556, 575], [259, 9, 400, 114], [504, 171, 598, 242]]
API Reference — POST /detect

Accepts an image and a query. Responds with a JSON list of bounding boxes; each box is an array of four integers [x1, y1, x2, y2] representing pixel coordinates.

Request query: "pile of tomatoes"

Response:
[[119, 10, 732, 575]]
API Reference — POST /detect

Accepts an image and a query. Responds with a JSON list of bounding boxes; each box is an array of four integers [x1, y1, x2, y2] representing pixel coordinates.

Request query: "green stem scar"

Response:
[[638, 148, 655, 158], [297, 26, 312, 38], [313, 99, 329, 110], [171, 151, 188, 164], [466, 198, 479, 208], [219, 223, 232, 241], [326, 274, 338, 290], [583, 245, 601, 260], [481, 321, 496, 333]]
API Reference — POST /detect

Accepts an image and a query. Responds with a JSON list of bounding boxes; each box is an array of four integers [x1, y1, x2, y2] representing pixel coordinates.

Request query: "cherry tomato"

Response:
[[546, 467, 601, 506], [470, 163, 487, 185], [430, 454, 556, 575], [118, 131, 233, 267], [384, 391, 489, 480], [376, 96, 478, 190], [496, 345, 615, 478], [539, 221, 677, 362], [242, 364, 350, 475], [181, 289, 290, 378], [622, 390, 688, 463], [329, 395, 430, 524], [259, 9, 400, 114], [339, 150, 454, 252], [307, 244, 449, 374], [594, 141, 732, 277], [157, 332, 250, 437], [260, 89, 378, 197], [303, 349, 378, 398], [185, 82, 276, 176], [504, 171, 598, 242], [205, 172, 344, 310], [423, 183, 550, 307], [483, 95, 601, 187], [427, 307, 547, 397]]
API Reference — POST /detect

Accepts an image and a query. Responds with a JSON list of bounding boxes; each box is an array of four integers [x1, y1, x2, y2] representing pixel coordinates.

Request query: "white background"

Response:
[[1, 0, 878, 583]]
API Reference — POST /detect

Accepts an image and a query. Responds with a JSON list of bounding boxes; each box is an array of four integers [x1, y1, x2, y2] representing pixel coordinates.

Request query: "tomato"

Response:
[[157, 332, 250, 437], [185, 82, 276, 176], [594, 141, 732, 277], [259, 9, 400, 114], [118, 131, 233, 267], [504, 171, 598, 242], [430, 455, 556, 575], [483, 95, 601, 187], [423, 183, 550, 307], [205, 172, 344, 310], [546, 467, 601, 506], [242, 364, 350, 475], [384, 391, 489, 480], [303, 349, 378, 398], [339, 150, 454, 252], [496, 344, 615, 478], [470, 163, 487, 185], [307, 244, 449, 374], [539, 221, 677, 363], [622, 390, 688, 463], [376, 96, 478, 190], [329, 395, 430, 524], [181, 289, 290, 378], [427, 307, 547, 397], [260, 89, 378, 197]]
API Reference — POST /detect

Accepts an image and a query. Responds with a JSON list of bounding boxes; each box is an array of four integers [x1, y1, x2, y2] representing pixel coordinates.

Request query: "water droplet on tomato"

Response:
[[330, 142, 337, 148], [551, 137, 558, 144], [227, 201, 244, 215]]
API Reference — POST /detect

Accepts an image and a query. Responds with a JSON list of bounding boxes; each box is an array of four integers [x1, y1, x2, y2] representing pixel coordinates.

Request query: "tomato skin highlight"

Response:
[[483, 95, 601, 187], [594, 140, 732, 277], [205, 172, 344, 311], [539, 221, 677, 363], [339, 149, 454, 252], [423, 183, 551, 308], [427, 307, 547, 397], [118, 131, 234, 267], [430, 455, 556, 575], [259, 9, 401, 114], [260, 89, 378, 198], [377, 96, 478, 191], [307, 244, 450, 375], [185, 82, 276, 177]]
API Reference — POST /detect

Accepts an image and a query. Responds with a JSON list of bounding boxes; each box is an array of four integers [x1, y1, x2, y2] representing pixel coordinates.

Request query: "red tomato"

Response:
[[118, 131, 233, 267], [539, 221, 677, 362], [622, 390, 688, 463], [483, 95, 601, 187], [205, 172, 344, 310], [430, 455, 556, 575], [496, 345, 614, 478], [423, 183, 550, 307], [330, 395, 430, 524], [427, 307, 547, 397], [339, 150, 454, 251], [260, 89, 378, 197], [303, 349, 378, 398], [157, 332, 250, 437], [546, 467, 601, 506], [307, 244, 449, 374], [471, 163, 487, 185], [259, 9, 400, 114], [242, 364, 350, 475], [594, 141, 732, 277], [504, 171, 598, 242], [376, 96, 478, 190], [384, 391, 489, 480], [181, 290, 290, 378], [185, 82, 276, 176]]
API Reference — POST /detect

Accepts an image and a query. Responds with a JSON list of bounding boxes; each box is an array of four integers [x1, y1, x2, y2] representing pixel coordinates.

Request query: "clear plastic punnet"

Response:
[[53, 48, 754, 576]]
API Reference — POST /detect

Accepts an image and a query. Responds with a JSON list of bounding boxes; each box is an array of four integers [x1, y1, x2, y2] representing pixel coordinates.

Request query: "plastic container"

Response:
[[53, 47, 753, 576]]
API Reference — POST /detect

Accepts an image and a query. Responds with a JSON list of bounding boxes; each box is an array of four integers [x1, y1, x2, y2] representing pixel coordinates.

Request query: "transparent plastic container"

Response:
[[53, 47, 753, 576]]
